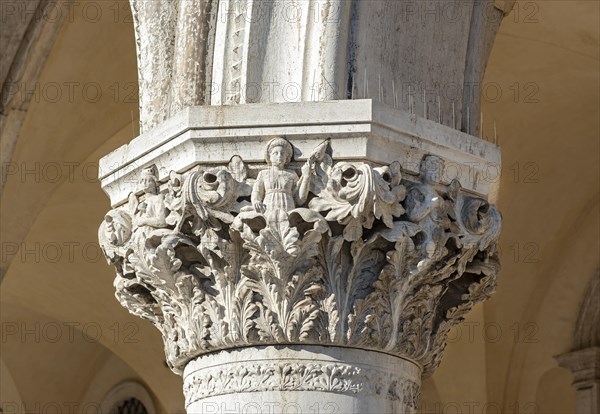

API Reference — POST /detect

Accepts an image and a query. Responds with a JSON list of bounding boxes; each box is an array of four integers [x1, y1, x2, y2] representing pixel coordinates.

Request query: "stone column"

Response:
[[98, 2, 507, 412], [128, 0, 513, 133]]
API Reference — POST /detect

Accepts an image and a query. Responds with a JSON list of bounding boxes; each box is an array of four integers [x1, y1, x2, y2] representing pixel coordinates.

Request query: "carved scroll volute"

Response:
[[99, 139, 501, 375]]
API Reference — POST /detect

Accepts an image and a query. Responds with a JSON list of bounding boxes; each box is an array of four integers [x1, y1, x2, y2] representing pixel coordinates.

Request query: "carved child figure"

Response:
[[405, 155, 451, 266], [251, 138, 314, 214], [130, 165, 169, 229]]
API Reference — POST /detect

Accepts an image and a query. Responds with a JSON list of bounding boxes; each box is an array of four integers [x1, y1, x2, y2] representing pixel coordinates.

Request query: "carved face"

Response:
[[142, 174, 158, 194], [265, 138, 293, 166], [269, 145, 287, 167], [420, 156, 444, 184], [102, 211, 132, 246]]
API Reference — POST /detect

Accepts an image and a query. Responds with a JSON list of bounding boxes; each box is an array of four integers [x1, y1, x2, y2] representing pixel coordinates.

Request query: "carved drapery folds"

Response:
[[99, 138, 501, 376]]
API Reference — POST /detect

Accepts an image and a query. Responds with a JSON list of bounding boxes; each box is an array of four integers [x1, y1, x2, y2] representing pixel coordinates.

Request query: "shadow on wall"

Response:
[[535, 368, 576, 414]]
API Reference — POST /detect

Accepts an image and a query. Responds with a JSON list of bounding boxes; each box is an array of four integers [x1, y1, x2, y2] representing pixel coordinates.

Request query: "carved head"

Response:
[[101, 210, 132, 247], [140, 165, 159, 194], [420, 155, 445, 184], [265, 137, 293, 167]]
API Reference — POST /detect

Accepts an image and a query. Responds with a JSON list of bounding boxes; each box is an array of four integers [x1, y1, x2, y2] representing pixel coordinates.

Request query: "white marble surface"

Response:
[[98, 99, 502, 414], [99, 100, 501, 207], [183, 346, 421, 414]]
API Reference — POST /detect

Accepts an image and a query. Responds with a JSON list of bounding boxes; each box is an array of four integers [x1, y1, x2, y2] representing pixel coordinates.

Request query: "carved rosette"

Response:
[[99, 138, 501, 378]]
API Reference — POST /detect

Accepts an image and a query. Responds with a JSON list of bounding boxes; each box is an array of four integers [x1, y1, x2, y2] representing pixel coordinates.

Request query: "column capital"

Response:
[[98, 102, 501, 379], [556, 347, 600, 387]]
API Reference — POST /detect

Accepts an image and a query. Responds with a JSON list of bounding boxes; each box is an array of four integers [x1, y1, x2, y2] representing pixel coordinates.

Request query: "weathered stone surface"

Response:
[[99, 100, 501, 207], [99, 131, 501, 379], [129, 0, 509, 134], [183, 346, 421, 413], [100, 0, 510, 410]]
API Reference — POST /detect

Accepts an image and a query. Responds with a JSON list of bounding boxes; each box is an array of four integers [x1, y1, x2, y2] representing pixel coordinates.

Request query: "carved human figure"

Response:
[[102, 210, 132, 246], [98, 209, 133, 264], [405, 155, 450, 264], [251, 138, 314, 213], [130, 165, 169, 228]]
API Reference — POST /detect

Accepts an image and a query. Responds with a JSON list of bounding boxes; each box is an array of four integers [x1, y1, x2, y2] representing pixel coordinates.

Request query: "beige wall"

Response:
[[1, 1, 598, 412]]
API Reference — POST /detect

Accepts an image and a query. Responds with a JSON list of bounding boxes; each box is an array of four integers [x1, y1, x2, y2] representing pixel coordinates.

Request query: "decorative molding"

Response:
[[98, 101, 501, 206], [99, 138, 501, 376], [183, 357, 420, 409], [556, 347, 600, 414]]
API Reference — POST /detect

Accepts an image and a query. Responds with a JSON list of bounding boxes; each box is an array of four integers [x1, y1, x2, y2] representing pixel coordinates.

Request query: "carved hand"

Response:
[[253, 202, 266, 214], [301, 161, 312, 177]]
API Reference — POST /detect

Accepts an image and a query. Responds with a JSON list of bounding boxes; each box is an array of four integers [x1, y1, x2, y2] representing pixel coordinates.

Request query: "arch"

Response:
[[554, 269, 600, 414], [501, 200, 599, 408], [99, 381, 156, 414], [1, 0, 69, 194], [0, 0, 139, 278]]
